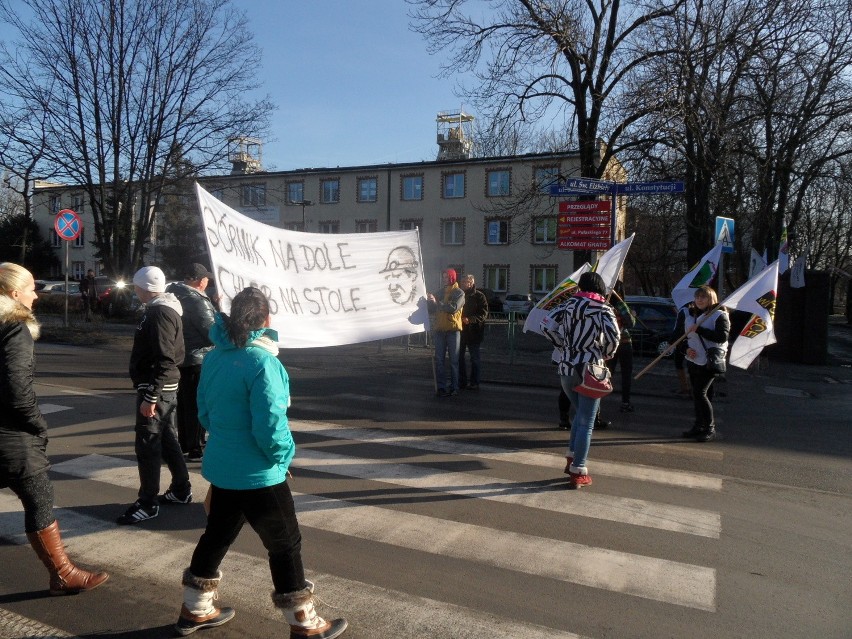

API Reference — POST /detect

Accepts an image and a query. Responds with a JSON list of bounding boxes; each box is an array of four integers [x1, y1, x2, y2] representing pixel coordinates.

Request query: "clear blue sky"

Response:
[[0, 1, 472, 173], [247, 1, 469, 171]]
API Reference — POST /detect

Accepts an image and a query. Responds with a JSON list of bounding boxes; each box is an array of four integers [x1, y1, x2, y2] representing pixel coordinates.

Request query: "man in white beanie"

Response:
[[117, 266, 192, 525]]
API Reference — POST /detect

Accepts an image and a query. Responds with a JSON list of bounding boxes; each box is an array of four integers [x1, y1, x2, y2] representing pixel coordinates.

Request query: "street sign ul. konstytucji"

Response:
[[616, 181, 685, 195], [54, 209, 82, 241]]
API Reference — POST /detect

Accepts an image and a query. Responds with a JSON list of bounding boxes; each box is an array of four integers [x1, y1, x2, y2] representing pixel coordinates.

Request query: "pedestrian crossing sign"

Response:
[[715, 216, 735, 254]]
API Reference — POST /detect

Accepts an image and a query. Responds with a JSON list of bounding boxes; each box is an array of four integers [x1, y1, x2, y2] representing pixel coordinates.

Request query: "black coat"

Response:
[[461, 287, 489, 345], [166, 282, 215, 367], [0, 299, 49, 488]]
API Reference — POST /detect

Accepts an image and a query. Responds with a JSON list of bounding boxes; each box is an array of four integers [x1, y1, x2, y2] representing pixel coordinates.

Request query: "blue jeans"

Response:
[[458, 338, 481, 387], [434, 330, 460, 391], [560, 374, 600, 470], [190, 481, 306, 594], [134, 390, 191, 506]]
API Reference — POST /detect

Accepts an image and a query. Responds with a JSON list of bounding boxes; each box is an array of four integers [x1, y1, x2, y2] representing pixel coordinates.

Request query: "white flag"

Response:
[[722, 261, 779, 369], [523, 263, 591, 334], [748, 248, 766, 278], [593, 234, 634, 293], [671, 243, 723, 311], [790, 254, 806, 288], [196, 183, 429, 348]]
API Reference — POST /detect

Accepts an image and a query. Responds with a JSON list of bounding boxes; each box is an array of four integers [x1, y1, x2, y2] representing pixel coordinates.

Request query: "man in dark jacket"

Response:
[[166, 264, 216, 461], [458, 274, 488, 389], [118, 266, 192, 525]]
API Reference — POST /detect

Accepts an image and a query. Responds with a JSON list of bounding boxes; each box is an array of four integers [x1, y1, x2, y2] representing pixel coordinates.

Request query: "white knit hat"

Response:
[[132, 266, 166, 293]]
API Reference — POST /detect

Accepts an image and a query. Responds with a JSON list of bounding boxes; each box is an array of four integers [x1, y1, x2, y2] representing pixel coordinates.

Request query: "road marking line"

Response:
[[43, 454, 716, 610], [293, 449, 720, 538], [0, 493, 588, 639], [294, 420, 724, 491], [37, 403, 73, 415]]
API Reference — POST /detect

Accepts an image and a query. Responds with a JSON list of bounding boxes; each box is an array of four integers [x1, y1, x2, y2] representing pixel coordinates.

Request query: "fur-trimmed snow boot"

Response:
[[174, 569, 236, 636], [272, 585, 348, 639], [27, 520, 109, 595]]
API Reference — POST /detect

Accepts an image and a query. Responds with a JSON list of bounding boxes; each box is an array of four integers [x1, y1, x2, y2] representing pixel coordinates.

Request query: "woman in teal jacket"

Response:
[[175, 287, 347, 639]]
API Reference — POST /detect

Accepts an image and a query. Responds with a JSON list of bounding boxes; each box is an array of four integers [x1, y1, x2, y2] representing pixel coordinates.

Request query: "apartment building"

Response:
[[31, 117, 626, 299]]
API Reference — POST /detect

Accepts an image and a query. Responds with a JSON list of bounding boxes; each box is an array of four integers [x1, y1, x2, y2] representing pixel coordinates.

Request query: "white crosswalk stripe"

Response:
[[0, 418, 722, 637]]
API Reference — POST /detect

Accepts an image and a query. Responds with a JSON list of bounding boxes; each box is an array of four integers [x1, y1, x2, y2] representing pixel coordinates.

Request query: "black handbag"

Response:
[[698, 335, 726, 374]]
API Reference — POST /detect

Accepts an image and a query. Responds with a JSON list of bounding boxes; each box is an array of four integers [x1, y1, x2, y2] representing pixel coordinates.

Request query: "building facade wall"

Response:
[[32, 151, 626, 299]]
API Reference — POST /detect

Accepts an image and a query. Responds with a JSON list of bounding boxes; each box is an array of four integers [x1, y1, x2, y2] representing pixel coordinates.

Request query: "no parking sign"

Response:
[[54, 209, 82, 241]]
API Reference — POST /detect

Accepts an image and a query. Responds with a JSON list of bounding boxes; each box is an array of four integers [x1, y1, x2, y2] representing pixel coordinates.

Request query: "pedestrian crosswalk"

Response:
[[0, 418, 723, 638]]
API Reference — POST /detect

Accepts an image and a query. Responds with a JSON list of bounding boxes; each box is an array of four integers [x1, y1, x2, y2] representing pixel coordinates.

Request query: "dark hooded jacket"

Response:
[[0, 295, 50, 487], [166, 281, 215, 367]]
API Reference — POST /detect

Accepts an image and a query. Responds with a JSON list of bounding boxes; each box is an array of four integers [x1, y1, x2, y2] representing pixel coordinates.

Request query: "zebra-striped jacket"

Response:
[[542, 292, 620, 377]]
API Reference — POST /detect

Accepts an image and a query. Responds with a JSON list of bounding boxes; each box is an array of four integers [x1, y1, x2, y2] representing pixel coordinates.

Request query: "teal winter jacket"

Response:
[[197, 314, 295, 490]]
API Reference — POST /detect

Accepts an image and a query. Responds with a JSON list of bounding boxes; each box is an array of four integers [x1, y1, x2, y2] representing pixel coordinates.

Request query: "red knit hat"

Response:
[[444, 268, 457, 284]]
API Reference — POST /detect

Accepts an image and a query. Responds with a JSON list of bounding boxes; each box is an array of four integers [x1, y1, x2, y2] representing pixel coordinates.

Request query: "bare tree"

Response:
[[409, 0, 687, 179], [0, 0, 274, 277]]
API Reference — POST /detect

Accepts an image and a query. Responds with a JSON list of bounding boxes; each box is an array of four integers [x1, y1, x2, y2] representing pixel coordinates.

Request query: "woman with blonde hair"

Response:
[[0, 262, 108, 594], [675, 285, 730, 442]]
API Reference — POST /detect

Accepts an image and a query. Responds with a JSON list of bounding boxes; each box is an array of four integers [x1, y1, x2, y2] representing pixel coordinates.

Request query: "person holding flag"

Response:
[[674, 285, 730, 442]]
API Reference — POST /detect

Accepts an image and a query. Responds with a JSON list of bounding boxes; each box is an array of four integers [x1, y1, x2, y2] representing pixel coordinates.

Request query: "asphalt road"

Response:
[[0, 330, 850, 639]]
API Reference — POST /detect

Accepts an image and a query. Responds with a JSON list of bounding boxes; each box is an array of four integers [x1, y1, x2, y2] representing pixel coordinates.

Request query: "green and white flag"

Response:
[[671, 243, 723, 310]]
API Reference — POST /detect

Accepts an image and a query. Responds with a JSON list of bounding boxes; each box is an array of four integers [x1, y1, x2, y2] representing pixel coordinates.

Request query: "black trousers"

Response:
[[177, 365, 206, 454], [134, 390, 191, 506], [606, 342, 634, 404], [687, 362, 717, 428], [8, 471, 55, 532], [189, 481, 306, 594]]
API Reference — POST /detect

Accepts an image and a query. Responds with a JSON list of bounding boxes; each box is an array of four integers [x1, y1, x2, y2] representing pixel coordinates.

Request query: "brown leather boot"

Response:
[[272, 586, 348, 639], [27, 520, 109, 595]]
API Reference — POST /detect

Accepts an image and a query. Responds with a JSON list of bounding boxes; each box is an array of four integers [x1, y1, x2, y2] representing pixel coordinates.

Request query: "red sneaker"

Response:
[[568, 471, 592, 489]]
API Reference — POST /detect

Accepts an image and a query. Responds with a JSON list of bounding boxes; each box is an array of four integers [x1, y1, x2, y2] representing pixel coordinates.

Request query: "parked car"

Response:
[[477, 288, 503, 314], [624, 296, 679, 356], [96, 278, 140, 317], [35, 280, 64, 293], [40, 281, 81, 296], [503, 293, 536, 314]]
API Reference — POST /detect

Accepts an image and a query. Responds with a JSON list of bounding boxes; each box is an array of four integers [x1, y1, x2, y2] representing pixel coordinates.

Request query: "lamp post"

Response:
[[294, 200, 313, 230]]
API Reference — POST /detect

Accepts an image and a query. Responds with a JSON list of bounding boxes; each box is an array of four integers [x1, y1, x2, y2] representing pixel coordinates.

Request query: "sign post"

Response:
[[54, 209, 82, 327], [714, 216, 735, 297]]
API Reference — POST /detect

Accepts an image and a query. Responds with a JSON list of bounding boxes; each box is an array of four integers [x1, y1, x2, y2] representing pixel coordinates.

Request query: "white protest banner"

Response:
[[196, 183, 429, 348], [748, 248, 767, 278], [790, 254, 806, 288]]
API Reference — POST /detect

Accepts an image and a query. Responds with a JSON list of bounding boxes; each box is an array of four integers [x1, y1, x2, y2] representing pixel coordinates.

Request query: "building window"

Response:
[[211, 188, 225, 201], [72, 193, 84, 213], [73, 228, 85, 248], [441, 219, 465, 245], [399, 218, 422, 231], [241, 183, 266, 207], [484, 265, 509, 293], [532, 266, 557, 294], [357, 177, 378, 202], [321, 179, 340, 204], [355, 219, 377, 233], [402, 175, 423, 201], [319, 221, 340, 234], [49, 195, 61, 215], [72, 261, 86, 280], [485, 219, 510, 245], [535, 166, 560, 193], [50, 229, 61, 248], [283, 222, 305, 231], [534, 217, 557, 244], [287, 181, 304, 204], [486, 170, 510, 197], [443, 171, 465, 199]]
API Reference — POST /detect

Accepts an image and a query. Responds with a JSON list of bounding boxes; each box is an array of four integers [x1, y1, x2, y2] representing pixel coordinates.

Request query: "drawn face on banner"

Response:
[[380, 246, 419, 305]]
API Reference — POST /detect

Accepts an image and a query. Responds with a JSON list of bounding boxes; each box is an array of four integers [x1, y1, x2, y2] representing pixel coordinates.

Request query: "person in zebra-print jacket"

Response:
[[541, 271, 619, 488]]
